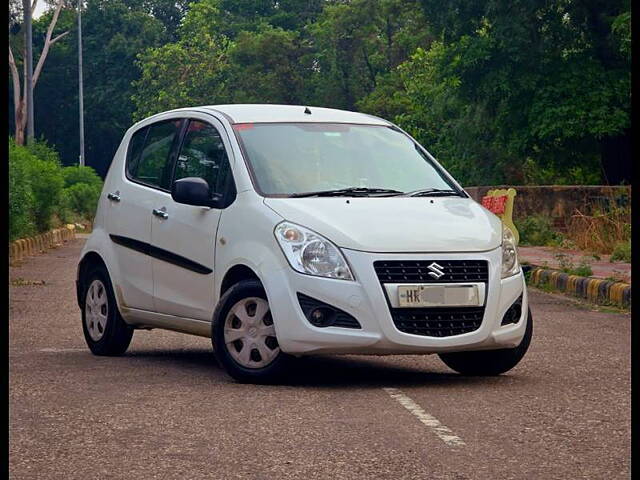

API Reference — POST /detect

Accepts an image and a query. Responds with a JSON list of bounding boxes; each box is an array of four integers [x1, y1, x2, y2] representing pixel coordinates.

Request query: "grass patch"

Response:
[[517, 215, 564, 247], [610, 240, 631, 262], [554, 253, 594, 277]]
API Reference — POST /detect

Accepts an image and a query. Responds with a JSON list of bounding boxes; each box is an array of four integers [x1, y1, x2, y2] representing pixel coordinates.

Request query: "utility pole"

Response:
[[78, 0, 85, 166], [23, 0, 34, 144]]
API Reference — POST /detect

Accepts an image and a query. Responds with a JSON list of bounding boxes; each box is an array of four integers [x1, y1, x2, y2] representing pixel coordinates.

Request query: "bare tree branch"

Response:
[[32, 0, 67, 86], [9, 0, 69, 144], [8, 45, 22, 111], [51, 30, 69, 45]]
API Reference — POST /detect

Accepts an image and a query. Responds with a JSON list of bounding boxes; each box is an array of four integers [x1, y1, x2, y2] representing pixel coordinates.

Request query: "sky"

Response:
[[33, 2, 49, 19]]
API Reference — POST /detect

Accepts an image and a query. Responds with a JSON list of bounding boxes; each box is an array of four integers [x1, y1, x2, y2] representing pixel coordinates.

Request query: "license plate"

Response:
[[397, 285, 480, 308]]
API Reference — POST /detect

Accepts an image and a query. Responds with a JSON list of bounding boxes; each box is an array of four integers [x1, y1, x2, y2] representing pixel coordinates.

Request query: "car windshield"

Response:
[[233, 123, 458, 196]]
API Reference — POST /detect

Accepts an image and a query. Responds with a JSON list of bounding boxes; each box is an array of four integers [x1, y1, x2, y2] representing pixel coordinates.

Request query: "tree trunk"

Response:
[[15, 106, 25, 145], [9, 45, 24, 145]]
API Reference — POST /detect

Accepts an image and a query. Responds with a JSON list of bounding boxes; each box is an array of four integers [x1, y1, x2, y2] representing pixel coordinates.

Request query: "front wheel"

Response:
[[438, 308, 533, 376], [212, 280, 292, 383]]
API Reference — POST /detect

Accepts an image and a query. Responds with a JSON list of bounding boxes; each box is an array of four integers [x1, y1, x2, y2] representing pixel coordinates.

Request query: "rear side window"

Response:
[[127, 119, 182, 190], [174, 120, 233, 197], [126, 127, 148, 178]]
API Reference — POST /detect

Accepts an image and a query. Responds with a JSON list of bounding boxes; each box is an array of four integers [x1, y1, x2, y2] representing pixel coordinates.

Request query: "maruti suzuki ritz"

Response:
[[76, 104, 532, 383]]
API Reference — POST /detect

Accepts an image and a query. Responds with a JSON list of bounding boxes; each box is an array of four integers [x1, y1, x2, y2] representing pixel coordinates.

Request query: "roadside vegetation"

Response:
[[610, 240, 631, 263], [517, 195, 631, 262], [9, 138, 102, 241], [8, 0, 631, 184]]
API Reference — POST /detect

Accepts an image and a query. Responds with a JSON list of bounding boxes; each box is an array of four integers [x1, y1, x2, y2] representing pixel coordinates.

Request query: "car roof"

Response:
[[187, 104, 391, 126]]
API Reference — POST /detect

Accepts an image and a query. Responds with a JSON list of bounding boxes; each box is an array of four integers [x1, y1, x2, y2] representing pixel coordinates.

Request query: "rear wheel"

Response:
[[81, 265, 133, 356], [438, 308, 533, 376], [212, 280, 291, 383]]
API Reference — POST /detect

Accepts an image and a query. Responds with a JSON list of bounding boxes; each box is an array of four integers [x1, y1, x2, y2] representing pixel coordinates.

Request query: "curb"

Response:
[[9, 225, 76, 264], [526, 266, 631, 309]]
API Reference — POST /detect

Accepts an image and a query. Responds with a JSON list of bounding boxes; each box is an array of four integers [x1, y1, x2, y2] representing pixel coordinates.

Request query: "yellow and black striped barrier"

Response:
[[528, 266, 630, 309], [9, 225, 76, 264]]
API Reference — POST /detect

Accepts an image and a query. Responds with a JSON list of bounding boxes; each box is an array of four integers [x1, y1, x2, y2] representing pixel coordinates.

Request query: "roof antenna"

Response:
[[304, 106, 312, 115]]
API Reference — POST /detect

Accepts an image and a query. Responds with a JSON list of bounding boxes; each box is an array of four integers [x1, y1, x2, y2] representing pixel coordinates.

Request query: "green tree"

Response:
[[216, 0, 324, 37], [227, 25, 313, 104], [31, 0, 166, 176], [388, 0, 631, 185], [308, 0, 431, 110], [133, 0, 326, 115], [132, 0, 232, 119]]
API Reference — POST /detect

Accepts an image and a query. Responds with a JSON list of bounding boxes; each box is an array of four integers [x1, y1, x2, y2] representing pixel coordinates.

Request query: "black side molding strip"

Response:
[[110, 235, 213, 275]]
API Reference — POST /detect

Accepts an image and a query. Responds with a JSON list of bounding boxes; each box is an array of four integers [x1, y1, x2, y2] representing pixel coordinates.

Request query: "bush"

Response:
[[9, 138, 103, 240], [25, 137, 61, 165], [610, 240, 631, 262], [10, 138, 65, 233], [23, 155, 65, 231], [517, 215, 564, 246], [62, 165, 103, 189], [9, 141, 36, 241], [64, 182, 102, 219]]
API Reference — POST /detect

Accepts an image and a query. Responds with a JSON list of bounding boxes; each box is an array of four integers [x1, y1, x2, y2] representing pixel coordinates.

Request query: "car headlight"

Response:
[[501, 225, 520, 278], [274, 222, 354, 281]]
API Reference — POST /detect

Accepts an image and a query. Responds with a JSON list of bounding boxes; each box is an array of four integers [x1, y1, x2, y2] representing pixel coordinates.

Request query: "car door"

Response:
[[150, 116, 236, 320], [106, 118, 183, 312]]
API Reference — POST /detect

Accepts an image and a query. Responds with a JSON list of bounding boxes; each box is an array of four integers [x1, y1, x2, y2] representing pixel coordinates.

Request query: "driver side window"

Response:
[[174, 120, 232, 198]]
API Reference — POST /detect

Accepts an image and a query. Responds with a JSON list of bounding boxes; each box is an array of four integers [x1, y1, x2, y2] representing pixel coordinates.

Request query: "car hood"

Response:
[[264, 196, 502, 253]]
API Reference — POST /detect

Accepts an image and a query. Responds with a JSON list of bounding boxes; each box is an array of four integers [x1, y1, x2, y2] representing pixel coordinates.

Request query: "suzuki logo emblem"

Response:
[[427, 262, 445, 279]]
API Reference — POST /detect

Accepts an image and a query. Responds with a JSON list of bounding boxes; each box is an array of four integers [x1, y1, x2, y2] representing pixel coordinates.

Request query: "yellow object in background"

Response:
[[482, 188, 519, 245]]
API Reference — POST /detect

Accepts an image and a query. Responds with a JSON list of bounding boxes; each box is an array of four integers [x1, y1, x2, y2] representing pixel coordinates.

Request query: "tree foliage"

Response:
[[9, 0, 631, 186], [28, 0, 167, 176], [394, 0, 631, 184]]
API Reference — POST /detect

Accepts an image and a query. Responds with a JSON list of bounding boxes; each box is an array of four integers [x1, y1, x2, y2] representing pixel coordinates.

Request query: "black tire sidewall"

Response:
[[212, 280, 290, 383], [81, 265, 133, 356], [439, 308, 533, 376]]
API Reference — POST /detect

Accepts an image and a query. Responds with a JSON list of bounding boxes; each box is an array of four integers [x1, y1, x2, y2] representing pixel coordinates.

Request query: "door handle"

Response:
[[152, 208, 169, 219], [107, 192, 121, 202]]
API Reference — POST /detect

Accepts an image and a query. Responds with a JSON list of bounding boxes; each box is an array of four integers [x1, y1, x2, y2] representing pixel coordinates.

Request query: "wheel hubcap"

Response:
[[224, 297, 280, 369], [85, 279, 108, 341]]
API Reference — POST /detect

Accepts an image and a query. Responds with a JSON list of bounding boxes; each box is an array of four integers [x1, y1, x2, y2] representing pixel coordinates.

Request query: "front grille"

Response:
[[374, 260, 489, 284], [375, 259, 489, 337], [390, 306, 485, 337]]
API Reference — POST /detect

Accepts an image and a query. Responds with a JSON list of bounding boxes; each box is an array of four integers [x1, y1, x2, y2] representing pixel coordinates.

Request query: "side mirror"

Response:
[[172, 177, 220, 208]]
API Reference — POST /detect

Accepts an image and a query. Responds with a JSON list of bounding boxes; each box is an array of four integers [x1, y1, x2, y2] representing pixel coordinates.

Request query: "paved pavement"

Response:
[[519, 246, 631, 283], [9, 239, 631, 479]]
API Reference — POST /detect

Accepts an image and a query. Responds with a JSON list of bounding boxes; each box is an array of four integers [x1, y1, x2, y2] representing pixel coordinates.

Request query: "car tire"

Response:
[[212, 280, 292, 383], [438, 308, 533, 376], [81, 265, 133, 356]]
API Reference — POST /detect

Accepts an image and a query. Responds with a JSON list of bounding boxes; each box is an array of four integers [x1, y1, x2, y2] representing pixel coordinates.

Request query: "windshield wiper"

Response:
[[403, 188, 462, 197], [290, 187, 404, 198]]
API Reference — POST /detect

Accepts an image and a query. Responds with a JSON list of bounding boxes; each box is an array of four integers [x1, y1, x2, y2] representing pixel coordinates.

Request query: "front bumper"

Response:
[[264, 246, 528, 356]]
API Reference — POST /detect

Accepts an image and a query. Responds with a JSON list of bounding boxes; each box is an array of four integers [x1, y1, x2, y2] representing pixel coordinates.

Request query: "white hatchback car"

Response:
[[77, 104, 532, 382]]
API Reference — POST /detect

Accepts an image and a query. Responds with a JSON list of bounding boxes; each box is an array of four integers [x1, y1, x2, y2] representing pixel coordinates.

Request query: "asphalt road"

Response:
[[9, 239, 631, 479]]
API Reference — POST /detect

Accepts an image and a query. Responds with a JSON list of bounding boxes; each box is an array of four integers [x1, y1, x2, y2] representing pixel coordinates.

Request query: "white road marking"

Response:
[[383, 387, 466, 447]]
